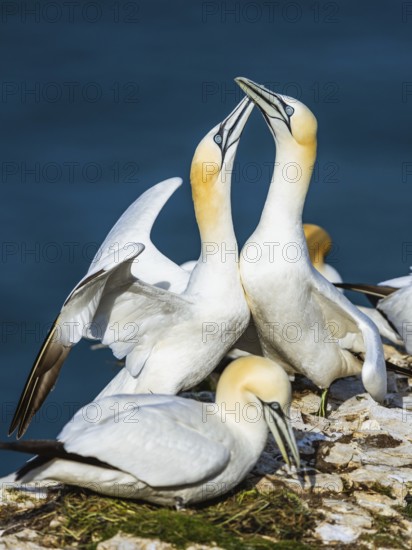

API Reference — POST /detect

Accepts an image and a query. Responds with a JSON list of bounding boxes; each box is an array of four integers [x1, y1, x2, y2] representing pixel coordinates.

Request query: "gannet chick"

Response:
[[236, 77, 387, 413], [1, 356, 299, 506], [10, 98, 254, 438]]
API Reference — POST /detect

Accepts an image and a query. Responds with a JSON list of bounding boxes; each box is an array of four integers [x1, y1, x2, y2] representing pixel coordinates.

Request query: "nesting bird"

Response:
[[1, 356, 299, 506]]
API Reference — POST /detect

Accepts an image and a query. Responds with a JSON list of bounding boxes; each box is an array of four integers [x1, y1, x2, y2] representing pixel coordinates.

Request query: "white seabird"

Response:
[[337, 271, 412, 353], [303, 224, 342, 284], [304, 224, 404, 346], [236, 77, 387, 413], [2, 356, 299, 506], [10, 98, 254, 437]]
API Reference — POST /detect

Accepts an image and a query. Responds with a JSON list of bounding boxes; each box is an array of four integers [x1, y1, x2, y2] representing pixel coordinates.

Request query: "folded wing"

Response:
[[60, 395, 231, 487]]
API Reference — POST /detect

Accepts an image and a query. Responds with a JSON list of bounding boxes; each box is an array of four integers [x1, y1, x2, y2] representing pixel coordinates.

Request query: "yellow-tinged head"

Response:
[[217, 355, 291, 407], [190, 98, 254, 230], [236, 77, 317, 148], [304, 223, 333, 268], [216, 355, 300, 468]]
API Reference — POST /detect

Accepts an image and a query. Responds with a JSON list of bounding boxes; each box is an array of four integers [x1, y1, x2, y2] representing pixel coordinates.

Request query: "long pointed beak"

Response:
[[235, 77, 289, 121], [263, 403, 300, 469], [219, 96, 254, 154]]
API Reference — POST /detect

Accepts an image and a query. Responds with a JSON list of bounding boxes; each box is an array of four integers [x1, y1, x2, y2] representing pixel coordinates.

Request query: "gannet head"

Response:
[[217, 356, 300, 469], [190, 97, 254, 192], [235, 77, 317, 149], [304, 224, 332, 268], [190, 97, 253, 231]]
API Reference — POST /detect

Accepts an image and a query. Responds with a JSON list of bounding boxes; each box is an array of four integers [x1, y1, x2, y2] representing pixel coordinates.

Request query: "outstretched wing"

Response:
[[86, 272, 194, 377], [10, 178, 189, 438], [84, 177, 189, 292], [9, 245, 145, 439]]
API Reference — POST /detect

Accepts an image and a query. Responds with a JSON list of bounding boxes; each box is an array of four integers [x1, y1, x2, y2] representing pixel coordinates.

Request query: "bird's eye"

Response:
[[269, 402, 280, 411], [214, 134, 223, 145], [285, 105, 294, 116]]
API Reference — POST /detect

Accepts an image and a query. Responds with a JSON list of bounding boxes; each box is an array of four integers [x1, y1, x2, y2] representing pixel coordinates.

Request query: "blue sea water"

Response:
[[0, 0, 411, 475]]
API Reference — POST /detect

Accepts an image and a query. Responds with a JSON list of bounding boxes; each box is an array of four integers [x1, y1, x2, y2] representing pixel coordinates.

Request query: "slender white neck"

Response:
[[257, 139, 316, 243], [192, 160, 239, 275], [199, 197, 237, 259]]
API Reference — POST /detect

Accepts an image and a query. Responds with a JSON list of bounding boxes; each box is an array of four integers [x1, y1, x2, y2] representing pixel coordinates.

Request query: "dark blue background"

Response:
[[1, 0, 411, 475]]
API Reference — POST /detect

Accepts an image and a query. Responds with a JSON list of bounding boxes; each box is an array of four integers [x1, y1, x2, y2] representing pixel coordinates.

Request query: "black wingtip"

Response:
[[16, 425, 27, 440], [8, 411, 25, 438], [0, 439, 121, 480], [9, 342, 70, 439], [386, 360, 412, 377], [334, 282, 397, 307], [8, 425, 16, 438], [334, 282, 396, 296]]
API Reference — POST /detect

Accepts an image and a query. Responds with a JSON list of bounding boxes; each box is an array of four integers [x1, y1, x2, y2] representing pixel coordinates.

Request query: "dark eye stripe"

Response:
[[262, 110, 292, 135], [250, 86, 293, 134]]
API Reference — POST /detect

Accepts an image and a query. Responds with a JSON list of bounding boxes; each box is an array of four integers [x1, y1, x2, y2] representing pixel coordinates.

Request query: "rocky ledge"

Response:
[[1, 346, 412, 549]]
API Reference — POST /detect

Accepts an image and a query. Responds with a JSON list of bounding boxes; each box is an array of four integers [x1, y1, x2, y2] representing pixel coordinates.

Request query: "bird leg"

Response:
[[315, 388, 329, 417]]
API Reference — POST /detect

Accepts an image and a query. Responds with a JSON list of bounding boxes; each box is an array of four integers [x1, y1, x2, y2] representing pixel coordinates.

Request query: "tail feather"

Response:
[[385, 360, 412, 378], [0, 440, 120, 480]]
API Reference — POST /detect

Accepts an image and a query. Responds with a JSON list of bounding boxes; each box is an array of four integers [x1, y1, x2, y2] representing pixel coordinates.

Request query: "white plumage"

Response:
[[338, 269, 412, 353], [236, 77, 387, 403], [10, 98, 254, 437], [3, 356, 299, 506]]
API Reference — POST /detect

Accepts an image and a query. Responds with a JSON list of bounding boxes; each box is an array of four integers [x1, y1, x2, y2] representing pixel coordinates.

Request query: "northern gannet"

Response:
[[236, 77, 387, 413], [381, 270, 412, 288], [182, 224, 342, 281], [1, 356, 299, 506], [337, 272, 412, 353], [10, 98, 254, 438], [303, 224, 342, 284], [304, 226, 403, 345], [302, 223, 405, 347], [225, 223, 343, 358], [10, 178, 187, 438]]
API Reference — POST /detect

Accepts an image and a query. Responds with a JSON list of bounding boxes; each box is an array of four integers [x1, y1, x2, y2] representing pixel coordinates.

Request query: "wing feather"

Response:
[[334, 282, 396, 307], [312, 273, 386, 401], [83, 177, 189, 292], [9, 246, 144, 438], [61, 396, 231, 487]]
